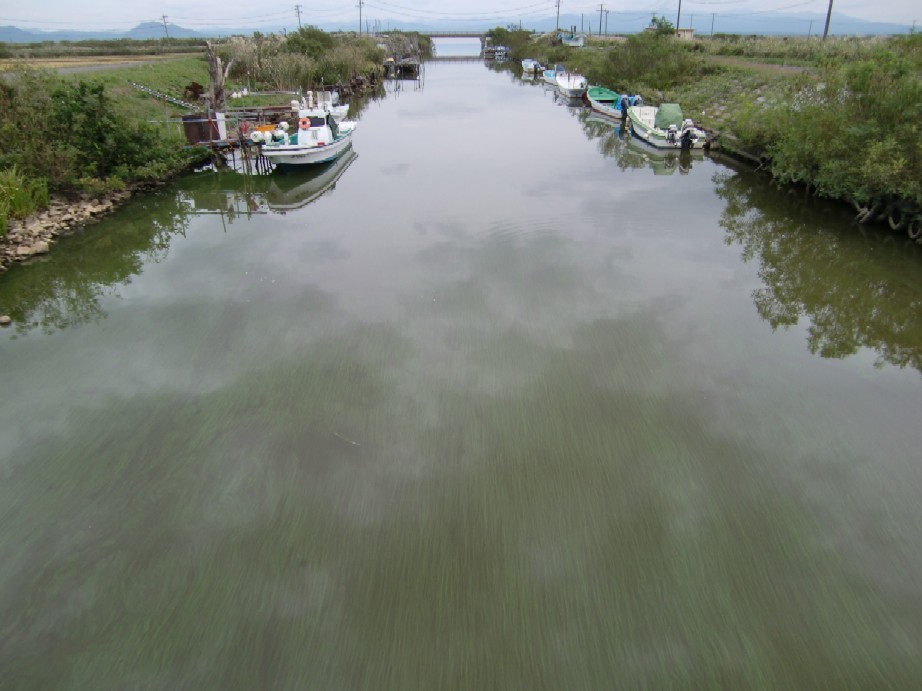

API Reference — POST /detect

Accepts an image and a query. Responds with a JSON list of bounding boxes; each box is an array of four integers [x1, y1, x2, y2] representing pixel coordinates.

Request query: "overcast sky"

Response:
[[1, 0, 916, 32]]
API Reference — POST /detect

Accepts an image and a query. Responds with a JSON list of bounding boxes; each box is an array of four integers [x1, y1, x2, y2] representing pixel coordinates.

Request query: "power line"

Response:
[[363, 0, 551, 18]]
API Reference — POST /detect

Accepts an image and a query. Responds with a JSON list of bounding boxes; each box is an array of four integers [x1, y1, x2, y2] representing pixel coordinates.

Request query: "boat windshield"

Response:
[[309, 117, 326, 128]]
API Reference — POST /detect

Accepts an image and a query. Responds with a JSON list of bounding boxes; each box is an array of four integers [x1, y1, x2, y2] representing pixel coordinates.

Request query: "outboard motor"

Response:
[[680, 128, 695, 150], [667, 124, 678, 143]]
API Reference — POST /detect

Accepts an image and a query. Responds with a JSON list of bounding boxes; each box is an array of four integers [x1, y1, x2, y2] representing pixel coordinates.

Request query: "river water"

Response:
[[2, 49, 922, 688]]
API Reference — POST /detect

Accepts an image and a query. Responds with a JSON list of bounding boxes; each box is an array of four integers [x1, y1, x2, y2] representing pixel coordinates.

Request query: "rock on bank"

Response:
[[0, 190, 136, 273]]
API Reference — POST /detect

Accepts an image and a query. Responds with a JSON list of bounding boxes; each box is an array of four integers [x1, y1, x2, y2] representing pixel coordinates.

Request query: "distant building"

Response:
[[643, 27, 695, 40]]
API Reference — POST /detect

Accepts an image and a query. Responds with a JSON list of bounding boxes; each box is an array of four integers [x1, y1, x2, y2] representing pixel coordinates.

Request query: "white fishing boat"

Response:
[[556, 70, 588, 99], [257, 107, 357, 168]]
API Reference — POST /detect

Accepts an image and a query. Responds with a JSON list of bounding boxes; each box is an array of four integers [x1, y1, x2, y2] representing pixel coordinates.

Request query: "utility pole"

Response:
[[808, 19, 813, 36], [581, 14, 584, 32], [161, 15, 170, 39], [604, 10, 609, 35], [822, 0, 833, 40], [358, 0, 363, 35], [711, 13, 715, 35], [556, 0, 561, 31], [690, 14, 694, 29], [295, 5, 302, 29], [911, 20, 916, 34], [598, 4, 604, 36], [676, 0, 682, 34]]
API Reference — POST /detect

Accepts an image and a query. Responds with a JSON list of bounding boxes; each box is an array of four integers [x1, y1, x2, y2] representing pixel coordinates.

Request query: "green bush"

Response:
[[733, 37, 922, 208], [598, 31, 714, 92], [0, 68, 201, 199], [286, 26, 334, 59]]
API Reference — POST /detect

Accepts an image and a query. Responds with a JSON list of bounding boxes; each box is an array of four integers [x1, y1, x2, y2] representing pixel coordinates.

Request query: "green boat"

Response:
[[586, 86, 640, 120]]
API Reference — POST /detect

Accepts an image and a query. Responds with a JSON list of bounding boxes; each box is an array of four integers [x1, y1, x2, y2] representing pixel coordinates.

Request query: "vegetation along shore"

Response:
[[1, 25, 920, 273], [497, 24, 922, 239]]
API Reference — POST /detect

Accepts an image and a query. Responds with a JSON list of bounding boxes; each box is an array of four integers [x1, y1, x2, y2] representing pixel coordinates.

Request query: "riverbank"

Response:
[[0, 184, 156, 273]]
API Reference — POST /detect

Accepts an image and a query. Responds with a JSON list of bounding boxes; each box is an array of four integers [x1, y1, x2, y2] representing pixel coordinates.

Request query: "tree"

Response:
[[649, 15, 675, 36], [206, 40, 235, 112]]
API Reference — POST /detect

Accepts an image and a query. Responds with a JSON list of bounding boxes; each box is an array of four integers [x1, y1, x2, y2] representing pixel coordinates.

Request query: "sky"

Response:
[[0, 0, 916, 33]]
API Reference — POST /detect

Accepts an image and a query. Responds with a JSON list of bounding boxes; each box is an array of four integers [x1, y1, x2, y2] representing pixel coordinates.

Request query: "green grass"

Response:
[[0, 166, 49, 237], [60, 55, 212, 124]]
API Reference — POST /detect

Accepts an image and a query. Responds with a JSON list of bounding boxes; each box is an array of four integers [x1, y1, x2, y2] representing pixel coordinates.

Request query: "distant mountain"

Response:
[[0, 12, 914, 44], [126, 22, 202, 39], [403, 12, 914, 36], [0, 22, 201, 43]]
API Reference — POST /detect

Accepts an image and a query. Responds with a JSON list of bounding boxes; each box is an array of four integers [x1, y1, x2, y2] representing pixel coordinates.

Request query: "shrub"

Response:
[[0, 166, 49, 236], [735, 40, 922, 207], [0, 67, 201, 198], [286, 26, 334, 59]]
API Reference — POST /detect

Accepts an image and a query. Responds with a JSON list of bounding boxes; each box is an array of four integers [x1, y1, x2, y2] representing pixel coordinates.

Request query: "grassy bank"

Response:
[[513, 30, 922, 236], [0, 30, 406, 236], [0, 64, 209, 236]]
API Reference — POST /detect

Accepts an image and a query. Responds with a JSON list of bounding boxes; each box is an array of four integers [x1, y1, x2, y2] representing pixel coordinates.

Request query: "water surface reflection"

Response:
[[1, 61, 922, 688], [716, 162, 922, 373]]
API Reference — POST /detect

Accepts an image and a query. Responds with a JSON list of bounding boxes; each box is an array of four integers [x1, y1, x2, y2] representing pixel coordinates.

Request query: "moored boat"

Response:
[[586, 86, 639, 119], [556, 70, 588, 99], [258, 106, 357, 168], [626, 103, 708, 150], [560, 33, 586, 47], [542, 63, 565, 86], [521, 58, 543, 77]]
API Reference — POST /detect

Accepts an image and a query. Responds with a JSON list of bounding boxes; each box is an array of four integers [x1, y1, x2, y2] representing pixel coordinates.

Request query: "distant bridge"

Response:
[[428, 56, 488, 62], [422, 31, 485, 38]]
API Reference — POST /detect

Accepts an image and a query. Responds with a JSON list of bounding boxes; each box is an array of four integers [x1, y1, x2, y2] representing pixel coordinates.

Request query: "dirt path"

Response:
[[0, 53, 195, 74], [705, 55, 810, 75]]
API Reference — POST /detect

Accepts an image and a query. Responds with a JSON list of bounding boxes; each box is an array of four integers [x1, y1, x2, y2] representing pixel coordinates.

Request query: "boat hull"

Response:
[[556, 73, 587, 99], [588, 99, 624, 119], [262, 130, 355, 168], [586, 88, 624, 119]]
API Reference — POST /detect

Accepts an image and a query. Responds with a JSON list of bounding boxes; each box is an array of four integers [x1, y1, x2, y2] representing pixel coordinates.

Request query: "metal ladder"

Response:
[[128, 81, 196, 110]]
